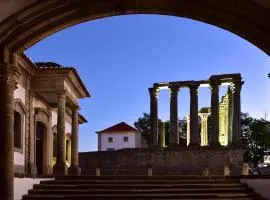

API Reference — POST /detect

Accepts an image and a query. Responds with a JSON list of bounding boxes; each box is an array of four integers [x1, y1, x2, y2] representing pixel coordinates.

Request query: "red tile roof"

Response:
[[97, 122, 137, 133]]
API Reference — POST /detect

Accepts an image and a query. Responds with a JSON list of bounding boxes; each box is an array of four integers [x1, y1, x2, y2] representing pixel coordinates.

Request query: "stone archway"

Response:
[[0, 0, 269, 55]]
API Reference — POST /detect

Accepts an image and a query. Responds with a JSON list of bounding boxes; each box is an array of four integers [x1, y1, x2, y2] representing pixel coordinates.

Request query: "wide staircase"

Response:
[[22, 176, 266, 200]]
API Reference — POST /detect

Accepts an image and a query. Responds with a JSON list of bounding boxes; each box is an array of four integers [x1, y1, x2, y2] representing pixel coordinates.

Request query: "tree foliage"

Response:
[[241, 113, 270, 166], [134, 113, 187, 146]]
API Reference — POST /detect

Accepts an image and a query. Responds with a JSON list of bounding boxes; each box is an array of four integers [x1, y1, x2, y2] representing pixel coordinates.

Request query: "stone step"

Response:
[[55, 175, 241, 180], [28, 188, 253, 195], [40, 179, 240, 185], [34, 183, 247, 189], [22, 193, 261, 200]]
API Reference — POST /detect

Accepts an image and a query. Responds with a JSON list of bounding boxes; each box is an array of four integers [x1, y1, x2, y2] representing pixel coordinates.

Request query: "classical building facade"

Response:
[[97, 122, 144, 151], [12, 54, 90, 177], [149, 74, 243, 147]]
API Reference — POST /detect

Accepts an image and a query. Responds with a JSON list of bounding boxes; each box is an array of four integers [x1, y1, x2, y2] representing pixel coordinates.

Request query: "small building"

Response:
[[96, 122, 142, 151]]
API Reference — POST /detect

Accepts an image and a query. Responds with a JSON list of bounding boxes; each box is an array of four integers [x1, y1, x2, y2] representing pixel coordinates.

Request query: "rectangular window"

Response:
[[107, 148, 114, 151], [66, 140, 70, 161], [14, 111, 22, 149], [108, 137, 113, 143], [123, 136, 128, 142]]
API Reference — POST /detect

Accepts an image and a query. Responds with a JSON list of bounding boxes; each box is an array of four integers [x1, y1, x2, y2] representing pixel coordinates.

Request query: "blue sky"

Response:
[[25, 14, 270, 152]]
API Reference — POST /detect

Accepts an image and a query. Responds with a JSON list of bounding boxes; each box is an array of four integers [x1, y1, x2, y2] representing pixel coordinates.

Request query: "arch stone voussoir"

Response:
[[0, 0, 269, 55]]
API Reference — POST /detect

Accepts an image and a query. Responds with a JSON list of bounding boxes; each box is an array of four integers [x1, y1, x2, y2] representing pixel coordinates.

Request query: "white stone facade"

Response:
[[100, 132, 141, 151]]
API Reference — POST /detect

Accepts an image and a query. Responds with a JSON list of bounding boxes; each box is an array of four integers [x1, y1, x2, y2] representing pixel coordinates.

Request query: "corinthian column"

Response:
[[209, 80, 221, 147], [199, 113, 209, 146], [149, 87, 159, 146], [189, 84, 200, 146], [169, 85, 179, 145], [53, 92, 68, 175], [0, 50, 20, 200], [231, 80, 244, 147], [186, 115, 190, 146], [68, 106, 81, 175]]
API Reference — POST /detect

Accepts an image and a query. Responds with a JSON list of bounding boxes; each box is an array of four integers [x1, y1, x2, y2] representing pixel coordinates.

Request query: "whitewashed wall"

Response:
[[14, 84, 26, 166], [100, 132, 137, 151]]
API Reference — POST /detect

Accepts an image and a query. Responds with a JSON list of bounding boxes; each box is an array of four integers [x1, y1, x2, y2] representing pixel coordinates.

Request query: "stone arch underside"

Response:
[[0, 0, 269, 55]]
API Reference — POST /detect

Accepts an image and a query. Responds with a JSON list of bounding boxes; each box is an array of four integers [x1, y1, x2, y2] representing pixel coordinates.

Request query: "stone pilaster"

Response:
[[189, 84, 200, 147], [209, 79, 221, 147], [169, 85, 179, 145], [27, 91, 37, 177], [149, 87, 159, 146], [68, 106, 81, 175], [231, 80, 244, 147], [0, 49, 20, 200], [53, 92, 68, 175]]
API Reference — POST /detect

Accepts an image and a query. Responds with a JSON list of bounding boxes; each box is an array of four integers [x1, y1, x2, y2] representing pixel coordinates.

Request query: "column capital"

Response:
[[149, 87, 159, 98], [70, 104, 80, 111], [230, 81, 244, 93], [0, 62, 20, 90], [189, 84, 199, 95], [168, 85, 179, 96]]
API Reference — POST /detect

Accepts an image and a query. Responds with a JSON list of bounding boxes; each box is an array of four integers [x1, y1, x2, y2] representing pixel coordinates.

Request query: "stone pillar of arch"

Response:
[[53, 92, 68, 175], [231, 80, 244, 147], [188, 84, 200, 146], [209, 79, 221, 147], [68, 106, 81, 175], [169, 85, 179, 145], [149, 87, 159, 146], [0, 49, 20, 200], [199, 113, 210, 146]]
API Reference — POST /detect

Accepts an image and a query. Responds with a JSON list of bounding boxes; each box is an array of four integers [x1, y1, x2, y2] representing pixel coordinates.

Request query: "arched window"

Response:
[[14, 99, 26, 151], [14, 111, 22, 149]]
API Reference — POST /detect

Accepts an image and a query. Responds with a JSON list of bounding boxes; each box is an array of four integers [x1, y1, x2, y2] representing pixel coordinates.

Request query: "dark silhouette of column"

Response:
[[158, 122, 165, 147], [169, 85, 179, 145], [68, 106, 81, 175], [0, 50, 20, 200], [189, 84, 200, 146], [53, 92, 68, 175], [149, 87, 159, 146], [231, 80, 244, 147], [209, 79, 221, 147]]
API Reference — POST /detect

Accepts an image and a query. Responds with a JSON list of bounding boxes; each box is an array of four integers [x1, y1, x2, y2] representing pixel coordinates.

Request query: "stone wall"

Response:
[[79, 147, 244, 176]]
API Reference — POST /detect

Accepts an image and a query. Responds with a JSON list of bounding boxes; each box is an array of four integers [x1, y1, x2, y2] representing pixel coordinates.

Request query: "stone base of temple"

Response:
[[79, 147, 244, 176], [53, 162, 68, 176], [68, 165, 81, 176]]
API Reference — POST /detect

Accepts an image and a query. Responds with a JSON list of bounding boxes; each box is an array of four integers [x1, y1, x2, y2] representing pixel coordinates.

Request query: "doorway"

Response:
[[35, 121, 47, 175]]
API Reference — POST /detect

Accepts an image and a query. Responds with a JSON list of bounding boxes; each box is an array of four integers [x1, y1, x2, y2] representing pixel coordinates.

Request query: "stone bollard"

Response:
[[242, 163, 249, 175], [224, 165, 230, 176], [202, 168, 209, 176], [96, 168, 100, 176], [148, 168, 153, 176]]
